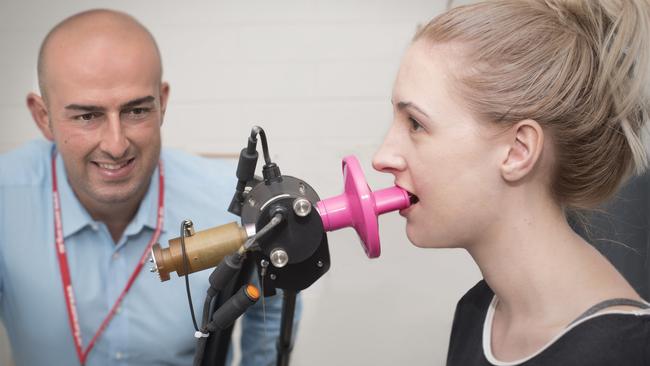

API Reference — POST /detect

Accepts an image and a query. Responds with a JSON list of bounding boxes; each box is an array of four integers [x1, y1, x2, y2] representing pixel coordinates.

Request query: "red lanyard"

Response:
[[51, 154, 164, 365]]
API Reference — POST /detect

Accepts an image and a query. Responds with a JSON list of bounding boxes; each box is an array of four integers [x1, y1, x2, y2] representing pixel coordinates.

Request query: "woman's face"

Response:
[[373, 41, 506, 249]]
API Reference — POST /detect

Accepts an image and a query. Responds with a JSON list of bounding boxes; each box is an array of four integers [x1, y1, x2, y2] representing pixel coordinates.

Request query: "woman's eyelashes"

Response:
[[408, 116, 424, 133]]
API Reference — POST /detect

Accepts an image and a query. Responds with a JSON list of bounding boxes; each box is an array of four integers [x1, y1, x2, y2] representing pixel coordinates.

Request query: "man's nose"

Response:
[[99, 113, 130, 159]]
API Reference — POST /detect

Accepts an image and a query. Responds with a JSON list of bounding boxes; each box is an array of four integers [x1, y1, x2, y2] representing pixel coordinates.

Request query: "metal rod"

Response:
[[276, 289, 297, 366]]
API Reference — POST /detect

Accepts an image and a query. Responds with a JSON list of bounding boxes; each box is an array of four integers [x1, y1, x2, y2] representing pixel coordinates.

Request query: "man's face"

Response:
[[39, 31, 167, 209]]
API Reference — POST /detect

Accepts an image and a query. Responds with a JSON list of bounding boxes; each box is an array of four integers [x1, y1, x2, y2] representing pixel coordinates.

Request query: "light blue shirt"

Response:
[[0, 140, 289, 366]]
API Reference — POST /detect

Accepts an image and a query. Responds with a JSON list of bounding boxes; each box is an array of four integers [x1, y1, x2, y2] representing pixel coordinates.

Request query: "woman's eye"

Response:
[[409, 117, 424, 132]]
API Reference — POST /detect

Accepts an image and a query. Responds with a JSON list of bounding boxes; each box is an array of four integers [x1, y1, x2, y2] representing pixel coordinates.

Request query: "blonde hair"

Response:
[[415, 0, 650, 209]]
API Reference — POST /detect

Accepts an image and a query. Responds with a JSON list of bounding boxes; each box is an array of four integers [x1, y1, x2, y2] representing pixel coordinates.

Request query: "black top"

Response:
[[447, 281, 650, 366]]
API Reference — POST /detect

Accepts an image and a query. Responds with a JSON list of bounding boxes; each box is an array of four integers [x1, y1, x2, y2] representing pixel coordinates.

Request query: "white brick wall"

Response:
[[0, 1, 481, 365]]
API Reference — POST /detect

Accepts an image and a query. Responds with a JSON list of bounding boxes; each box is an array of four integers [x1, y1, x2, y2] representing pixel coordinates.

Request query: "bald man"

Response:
[[0, 9, 285, 366]]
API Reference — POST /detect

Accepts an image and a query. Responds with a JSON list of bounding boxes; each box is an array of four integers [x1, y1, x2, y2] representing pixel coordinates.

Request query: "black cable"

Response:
[[181, 220, 200, 332], [251, 126, 272, 165], [201, 294, 214, 329], [243, 213, 284, 251], [194, 214, 283, 366], [192, 291, 214, 366]]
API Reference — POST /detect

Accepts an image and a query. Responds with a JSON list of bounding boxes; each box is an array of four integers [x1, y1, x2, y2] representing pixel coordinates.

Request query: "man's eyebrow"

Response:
[[121, 95, 155, 109], [64, 96, 156, 112], [396, 101, 430, 118], [64, 104, 105, 112]]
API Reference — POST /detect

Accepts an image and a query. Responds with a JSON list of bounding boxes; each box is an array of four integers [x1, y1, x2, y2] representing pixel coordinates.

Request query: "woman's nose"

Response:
[[372, 130, 406, 174]]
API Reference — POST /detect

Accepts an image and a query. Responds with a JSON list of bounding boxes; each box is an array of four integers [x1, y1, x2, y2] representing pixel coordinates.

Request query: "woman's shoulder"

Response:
[[449, 280, 495, 341], [447, 281, 495, 366], [537, 311, 650, 365], [457, 280, 494, 310], [565, 310, 650, 344], [450, 280, 495, 332]]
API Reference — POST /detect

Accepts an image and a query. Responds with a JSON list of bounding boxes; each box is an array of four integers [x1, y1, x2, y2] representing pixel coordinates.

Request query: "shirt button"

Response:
[[90, 223, 99, 231], [115, 352, 123, 360], [112, 252, 120, 260]]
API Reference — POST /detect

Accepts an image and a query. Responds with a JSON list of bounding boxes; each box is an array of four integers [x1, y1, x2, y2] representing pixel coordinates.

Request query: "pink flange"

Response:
[[316, 156, 411, 258]]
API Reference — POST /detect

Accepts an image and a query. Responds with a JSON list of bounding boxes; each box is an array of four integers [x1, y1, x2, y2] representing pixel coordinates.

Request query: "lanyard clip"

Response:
[[194, 331, 209, 338]]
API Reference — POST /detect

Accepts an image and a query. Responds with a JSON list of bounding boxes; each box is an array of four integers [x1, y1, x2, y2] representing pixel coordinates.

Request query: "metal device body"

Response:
[[151, 222, 248, 281], [149, 126, 412, 366], [241, 176, 331, 294]]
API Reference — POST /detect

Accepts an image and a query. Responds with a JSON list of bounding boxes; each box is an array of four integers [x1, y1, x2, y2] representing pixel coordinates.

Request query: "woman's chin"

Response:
[[406, 227, 431, 248], [406, 226, 454, 249]]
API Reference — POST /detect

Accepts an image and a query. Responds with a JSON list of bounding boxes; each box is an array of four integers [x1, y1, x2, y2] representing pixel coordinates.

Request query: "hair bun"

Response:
[[548, 0, 649, 174], [416, 0, 650, 208]]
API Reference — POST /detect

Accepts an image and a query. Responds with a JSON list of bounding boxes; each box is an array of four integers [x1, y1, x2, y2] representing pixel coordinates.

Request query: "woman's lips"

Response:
[[400, 190, 419, 216]]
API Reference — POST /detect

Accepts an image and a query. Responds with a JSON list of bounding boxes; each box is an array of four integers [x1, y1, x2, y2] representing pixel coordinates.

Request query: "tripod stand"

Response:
[[149, 126, 410, 365]]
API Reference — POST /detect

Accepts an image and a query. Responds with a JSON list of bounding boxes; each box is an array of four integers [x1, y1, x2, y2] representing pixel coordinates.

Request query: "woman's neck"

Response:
[[466, 192, 638, 325], [465, 191, 644, 362]]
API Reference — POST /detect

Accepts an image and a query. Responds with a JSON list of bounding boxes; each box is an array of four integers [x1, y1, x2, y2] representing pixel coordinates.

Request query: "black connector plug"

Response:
[[263, 162, 282, 183], [206, 284, 260, 331], [227, 143, 259, 216]]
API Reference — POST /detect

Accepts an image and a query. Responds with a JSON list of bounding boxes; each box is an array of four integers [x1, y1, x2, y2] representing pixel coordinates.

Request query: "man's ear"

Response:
[[159, 82, 170, 125], [501, 119, 544, 182], [26, 92, 54, 141]]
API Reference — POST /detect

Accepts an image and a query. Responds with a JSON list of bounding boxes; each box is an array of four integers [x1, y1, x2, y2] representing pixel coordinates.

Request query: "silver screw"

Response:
[[293, 198, 312, 217], [270, 248, 289, 268], [270, 274, 277, 280], [183, 220, 195, 236], [260, 259, 269, 276], [317, 260, 324, 268], [248, 198, 256, 207]]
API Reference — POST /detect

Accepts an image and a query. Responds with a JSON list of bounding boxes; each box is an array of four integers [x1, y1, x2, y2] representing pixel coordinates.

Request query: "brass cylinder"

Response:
[[151, 221, 247, 281]]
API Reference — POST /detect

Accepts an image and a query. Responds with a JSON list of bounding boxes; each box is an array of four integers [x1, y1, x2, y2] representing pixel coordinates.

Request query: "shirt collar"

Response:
[[55, 153, 167, 239], [55, 153, 94, 238], [122, 163, 167, 238]]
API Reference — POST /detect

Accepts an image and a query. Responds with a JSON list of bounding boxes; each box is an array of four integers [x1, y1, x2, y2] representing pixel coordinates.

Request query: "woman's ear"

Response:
[[501, 119, 544, 182], [26, 92, 54, 141]]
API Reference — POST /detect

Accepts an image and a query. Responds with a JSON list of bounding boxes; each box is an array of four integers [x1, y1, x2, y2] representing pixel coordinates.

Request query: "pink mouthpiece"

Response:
[[316, 155, 411, 258]]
